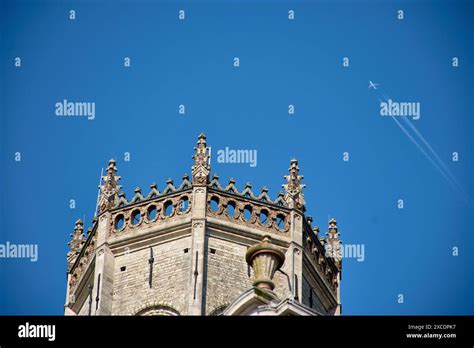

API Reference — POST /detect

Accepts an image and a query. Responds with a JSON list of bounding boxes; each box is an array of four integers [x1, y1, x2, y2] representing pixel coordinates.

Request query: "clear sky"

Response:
[[1, 0, 473, 315]]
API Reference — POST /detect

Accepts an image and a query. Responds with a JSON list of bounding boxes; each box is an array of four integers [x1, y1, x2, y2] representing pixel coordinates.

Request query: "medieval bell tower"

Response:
[[64, 133, 342, 316]]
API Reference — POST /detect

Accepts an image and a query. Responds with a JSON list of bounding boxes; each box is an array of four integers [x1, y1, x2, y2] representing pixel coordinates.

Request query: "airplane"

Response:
[[368, 81, 379, 89]]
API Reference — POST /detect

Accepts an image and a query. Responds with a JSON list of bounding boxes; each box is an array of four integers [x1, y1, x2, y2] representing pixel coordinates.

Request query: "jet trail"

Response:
[[401, 116, 466, 194], [377, 94, 471, 205]]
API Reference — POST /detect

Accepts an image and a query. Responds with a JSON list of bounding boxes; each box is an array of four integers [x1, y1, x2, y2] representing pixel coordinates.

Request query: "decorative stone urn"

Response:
[[245, 235, 286, 290]]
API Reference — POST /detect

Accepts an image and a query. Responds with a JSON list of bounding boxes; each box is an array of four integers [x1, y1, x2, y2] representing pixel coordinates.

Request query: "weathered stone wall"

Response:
[[77, 299, 90, 315], [204, 234, 290, 315], [111, 236, 191, 315], [272, 268, 290, 301], [302, 274, 326, 314], [204, 236, 254, 314], [76, 271, 94, 315]]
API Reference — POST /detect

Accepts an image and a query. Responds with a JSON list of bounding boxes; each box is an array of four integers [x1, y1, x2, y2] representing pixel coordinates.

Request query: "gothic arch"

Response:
[[134, 304, 180, 316], [208, 303, 229, 316]]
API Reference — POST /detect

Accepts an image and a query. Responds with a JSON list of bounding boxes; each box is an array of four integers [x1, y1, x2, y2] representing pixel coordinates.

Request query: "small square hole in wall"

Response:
[[184, 248, 189, 253], [120, 266, 126, 272], [210, 248, 216, 254]]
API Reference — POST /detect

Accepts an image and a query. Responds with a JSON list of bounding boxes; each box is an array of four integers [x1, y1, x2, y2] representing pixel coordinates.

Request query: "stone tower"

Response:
[[64, 133, 342, 316]]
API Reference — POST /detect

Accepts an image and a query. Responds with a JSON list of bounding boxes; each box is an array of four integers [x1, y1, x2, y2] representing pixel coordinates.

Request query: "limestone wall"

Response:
[[111, 236, 191, 315]]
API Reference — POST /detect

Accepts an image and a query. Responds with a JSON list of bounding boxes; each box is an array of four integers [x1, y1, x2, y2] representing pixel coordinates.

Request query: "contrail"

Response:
[[378, 94, 470, 204], [402, 117, 464, 188], [381, 94, 469, 199], [390, 112, 456, 191]]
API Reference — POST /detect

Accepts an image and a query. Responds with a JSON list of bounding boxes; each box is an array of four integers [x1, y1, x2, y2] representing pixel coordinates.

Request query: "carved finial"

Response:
[[178, 174, 192, 190], [327, 218, 339, 241], [98, 159, 122, 213], [326, 218, 342, 267], [282, 159, 306, 210], [68, 219, 84, 255], [191, 133, 210, 186], [225, 178, 239, 193], [209, 173, 222, 190], [258, 186, 271, 202], [245, 235, 286, 291], [162, 178, 177, 194], [306, 216, 313, 225], [313, 225, 320, 236], [104, 159, 119, 190]]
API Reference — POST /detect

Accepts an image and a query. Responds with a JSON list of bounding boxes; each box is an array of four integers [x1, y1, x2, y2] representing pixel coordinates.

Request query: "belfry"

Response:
[[65, 133, 342, 316]]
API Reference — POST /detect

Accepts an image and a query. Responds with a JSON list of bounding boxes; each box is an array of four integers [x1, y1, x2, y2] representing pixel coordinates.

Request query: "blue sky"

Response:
[[1, 0, 473, 315]]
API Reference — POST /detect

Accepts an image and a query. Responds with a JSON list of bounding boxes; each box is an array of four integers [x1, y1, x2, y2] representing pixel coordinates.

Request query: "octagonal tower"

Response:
[[64, 133, 342, 316]]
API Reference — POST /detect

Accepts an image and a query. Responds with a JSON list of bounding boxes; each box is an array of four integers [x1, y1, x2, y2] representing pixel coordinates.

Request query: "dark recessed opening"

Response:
[[180, 196, 189, 212], [131, 210, 141, 225], [120, 266, 126, 272], [226, 201, 236, 218], [164, 200, 173, 217], [210, 248, 216, 254], [260, 209, 269, 225], [115, 214, 125, 230], [210, 196, 219, 212], [276, 214, 286, 230], [147, 205, 157, 220], [184, 248, 189, 253], [243, 205, 252, 221]]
